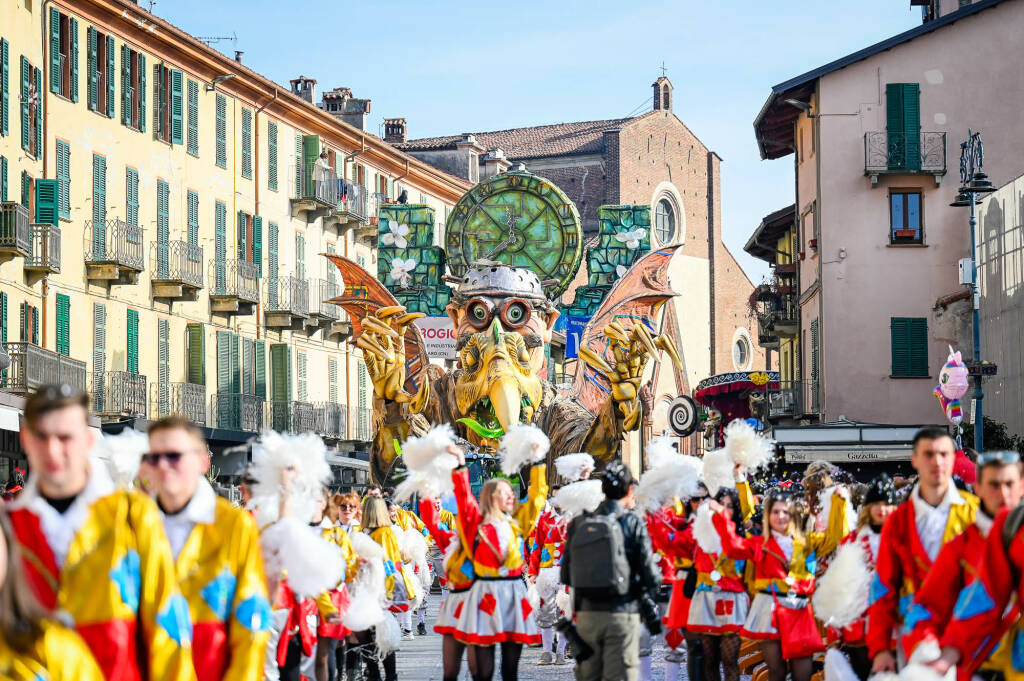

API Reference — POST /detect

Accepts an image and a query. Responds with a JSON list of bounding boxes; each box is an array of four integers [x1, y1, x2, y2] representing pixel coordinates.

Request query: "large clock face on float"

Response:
[[444, 171, 584, 298]]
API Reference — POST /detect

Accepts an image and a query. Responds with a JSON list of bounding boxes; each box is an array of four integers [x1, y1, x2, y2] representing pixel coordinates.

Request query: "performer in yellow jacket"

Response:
[[8, 385, 194, 681], [146, 416, 272, 681]]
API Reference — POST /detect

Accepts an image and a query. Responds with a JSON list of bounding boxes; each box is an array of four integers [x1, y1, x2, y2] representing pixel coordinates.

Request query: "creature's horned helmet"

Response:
[[451, 265, 549, 303]]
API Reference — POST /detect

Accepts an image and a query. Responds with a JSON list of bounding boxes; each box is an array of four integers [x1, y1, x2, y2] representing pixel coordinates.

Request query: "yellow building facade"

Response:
[[0, 0, 469, 482]]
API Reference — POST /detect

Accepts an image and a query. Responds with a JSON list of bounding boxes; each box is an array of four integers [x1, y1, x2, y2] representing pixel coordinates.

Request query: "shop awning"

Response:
[[782, 444, 912, 464]]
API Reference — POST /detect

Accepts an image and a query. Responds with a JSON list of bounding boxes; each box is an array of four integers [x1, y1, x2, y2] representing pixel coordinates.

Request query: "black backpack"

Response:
[[568, 508, 631, 598]]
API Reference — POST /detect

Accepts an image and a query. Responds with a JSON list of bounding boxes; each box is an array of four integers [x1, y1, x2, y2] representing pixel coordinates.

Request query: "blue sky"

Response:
[[155, 0, 922, 282]]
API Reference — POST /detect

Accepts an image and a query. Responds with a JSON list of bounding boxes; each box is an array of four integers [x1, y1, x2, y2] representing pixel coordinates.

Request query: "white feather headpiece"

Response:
[[555, 453, 594, 483], [95, 428, 148, 488], [249, 429, 332, 525], [701, 448, 735, 496], [394, 425, 459, 502], [260, 517, 345, 599], [401, 424, 456, 471], [812, 540, 871, 629], [723, 419, 775, 471], [552, 479, 604, 518], [637, 436, 703, 512], [498, 424, 549, 476]]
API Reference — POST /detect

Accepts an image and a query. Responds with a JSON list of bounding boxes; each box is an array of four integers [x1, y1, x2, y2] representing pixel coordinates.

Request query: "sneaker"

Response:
[[537, 652, 554, 665], [417, 622, 427, 636], [554, 654, 567, 665], [402, 630, 415, 641]]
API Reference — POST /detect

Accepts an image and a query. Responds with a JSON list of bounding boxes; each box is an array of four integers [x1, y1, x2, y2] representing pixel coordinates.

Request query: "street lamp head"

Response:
[[967, 171, 996, 194], [950, 191, 972, 207]]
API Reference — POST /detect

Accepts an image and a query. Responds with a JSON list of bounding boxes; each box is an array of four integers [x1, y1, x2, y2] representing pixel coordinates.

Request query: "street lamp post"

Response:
[[950, 130, 996, 453]]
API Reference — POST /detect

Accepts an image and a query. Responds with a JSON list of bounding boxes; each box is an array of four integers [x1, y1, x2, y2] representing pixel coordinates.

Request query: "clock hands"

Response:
[[483, 206, 518, 259]]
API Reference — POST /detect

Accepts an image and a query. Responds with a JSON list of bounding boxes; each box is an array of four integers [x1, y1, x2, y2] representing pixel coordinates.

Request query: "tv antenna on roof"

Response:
[[196, 32, 238, 48]]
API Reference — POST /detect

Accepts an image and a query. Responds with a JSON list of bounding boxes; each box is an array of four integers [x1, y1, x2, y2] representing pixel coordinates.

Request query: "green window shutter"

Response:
[[33, 66, 41, 156], [49, 8, 61, 94], [137, 53, 146, 132], [0, 156, 6, 202], [255, 339, 266, 399], [229, 332, 240, 394], [301, 134, 320, 195], [93, 303, 106, 411], [170, 69, 183, 145], [243, 337, 255, 395], [271, 343, 292, 403], [34, 179, 58, 227], [268, 221, 279, 307], [69, 17, 78, 102], [20, 171, 28, 208], [187, 190, 199, 247], [87, 28, 97, 111], [157, 318, 169, 416], [237, 210, 247, 262], [890, 317, 928, 377], [253, 216, 263, 277], [295, 232, 305, 280], [326, 242, 336, 289], [241, 107, 252, 179], [56, 140, 70, 219], [358, 361, 368, 435], [126, 168, 138, 227], [121, 44, 129, 125], [55, 293, 70, 356], [91, 155, 106, 254], [294, 133, 302, 196], [328, 357, 337, 403], [216, 328, 232, 426], [267, 121, 278, 190], [1, 38, 8, 136], [156, 179, 169, 276], [909, 317, 928, 377], [215, 93, 226, 168], [186, 79, 198, 155], [126, 308, 139, 374], [105, 36, 114, 118], [214, 201, 226, 291], [20, 56, 29, 151], [186, 322, 204, 385], [0, 291, 6, 345], [886, 83, 921, 171], [297, 351, 307, 402]]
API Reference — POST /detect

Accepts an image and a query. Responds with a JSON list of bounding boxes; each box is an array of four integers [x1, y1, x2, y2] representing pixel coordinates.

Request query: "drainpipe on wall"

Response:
[[252, 88, 279, 340]]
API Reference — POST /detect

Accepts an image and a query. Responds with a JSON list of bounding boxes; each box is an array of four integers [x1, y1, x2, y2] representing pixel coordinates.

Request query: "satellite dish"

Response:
[[668, 395, 699, 437]]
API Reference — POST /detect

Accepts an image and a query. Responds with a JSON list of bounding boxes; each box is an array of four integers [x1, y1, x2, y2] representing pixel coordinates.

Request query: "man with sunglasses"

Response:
[[868, 426, 979, 673], [146, 415, 272, 681], [8, 385, 194, 681]]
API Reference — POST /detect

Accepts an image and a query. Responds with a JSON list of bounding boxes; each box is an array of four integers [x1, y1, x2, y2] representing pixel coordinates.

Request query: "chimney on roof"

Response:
[[321, 87, 371, 131], [234, 50, 244, 63], [384, 118, 407, 144], [290, 76, 317, 105], [653, 76, 673, 113]]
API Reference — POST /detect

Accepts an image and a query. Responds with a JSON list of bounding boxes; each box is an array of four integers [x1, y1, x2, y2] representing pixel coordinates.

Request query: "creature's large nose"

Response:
[[483, 319, 521, 434]]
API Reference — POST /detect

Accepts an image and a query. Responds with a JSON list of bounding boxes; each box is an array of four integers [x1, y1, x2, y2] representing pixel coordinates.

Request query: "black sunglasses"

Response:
[[339, 504, 358, 510], [978, 450, 1021, 466], [141, 451, 185, 466]]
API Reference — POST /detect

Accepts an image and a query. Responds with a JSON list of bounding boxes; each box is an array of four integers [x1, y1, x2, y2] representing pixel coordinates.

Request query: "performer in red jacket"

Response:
[[867, 427, 978, 673]]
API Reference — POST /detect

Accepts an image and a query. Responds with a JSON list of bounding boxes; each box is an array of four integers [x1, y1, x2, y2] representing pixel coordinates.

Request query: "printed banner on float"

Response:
[[414, 316, 457, 359]]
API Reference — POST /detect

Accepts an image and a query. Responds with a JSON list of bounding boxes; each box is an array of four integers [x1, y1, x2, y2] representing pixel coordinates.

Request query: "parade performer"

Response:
[[0, 506, 105, 681], [451, 424, 548, 681], [8, 385, 194, 681], [709, 483, 851, 681], [145, 416, 272, 681], [867, 427, 978, 673], [903, 451, 1022, 679], [316, 488, 362, 681]]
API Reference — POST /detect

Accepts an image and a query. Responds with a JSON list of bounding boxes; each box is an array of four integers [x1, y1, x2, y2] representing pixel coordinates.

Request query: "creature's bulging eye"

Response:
[[501, 300, 531, 329], [466, 299, 492, 329]]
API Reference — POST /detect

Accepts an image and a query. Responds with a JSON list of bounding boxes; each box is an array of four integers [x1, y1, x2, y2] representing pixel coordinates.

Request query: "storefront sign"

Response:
[[414, 316, 457, 360]]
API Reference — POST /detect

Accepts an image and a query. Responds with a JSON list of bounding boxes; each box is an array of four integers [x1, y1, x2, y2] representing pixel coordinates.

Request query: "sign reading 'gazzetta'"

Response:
[[414, 316, 457, 359]]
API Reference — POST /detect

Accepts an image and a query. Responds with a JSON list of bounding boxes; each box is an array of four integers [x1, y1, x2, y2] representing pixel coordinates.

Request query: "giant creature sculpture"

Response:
[[328, 171, 682, 483]]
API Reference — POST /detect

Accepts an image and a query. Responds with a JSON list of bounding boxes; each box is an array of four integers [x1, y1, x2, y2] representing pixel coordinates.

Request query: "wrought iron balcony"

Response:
[[351, 407, 374, 442], [754, 285, 799, 339], [210, 258, 259, 315], [85, 219, 145, 282], [95, 371, 147, 418], [0, 342, 86, 394], [270, 400, 316, 433], [25, 223, 61, 274], [0, 202, 31, 263], [152, 241, 203, 299], [325, 180, 369, 231], [864, 132, 946, 185], [167, 382, 206, 425], [315, 402, 348, 439], [766, 380, 820, 420], [265, 275, 310, 329], [211, 393, 265, 432], [290, 160, 338, 217], [309, 278, 341, 323]]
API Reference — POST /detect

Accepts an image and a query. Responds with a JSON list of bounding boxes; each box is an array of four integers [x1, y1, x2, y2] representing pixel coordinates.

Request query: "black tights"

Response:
[[467, 642, 522, 681], [351, 630, 396, 681], [700, 633, 741, 681], [759, 640, 812, 681], [442, 633, 466, 681], [685, 632, 705, 681], [842, 645, 872, 680]]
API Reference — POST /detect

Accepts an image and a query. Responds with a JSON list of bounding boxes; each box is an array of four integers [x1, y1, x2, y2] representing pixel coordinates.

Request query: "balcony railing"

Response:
[[152, 241, 203, 289], [85, 219, 144, 271], [211, 393, 265, 432], [767, 380, 820, 419], [168, 382, 206, 425], [0, 342, 86, 393], [311, 278, 342, 320], [0, 202, 31, 258], [291, 160, 338, 208], [25, 223, 60, 273], [315, 402, 349, 439], [211, 259, 259, 302], [864, 131, 946, 175], [266, 275, 309, 316], [98, 371, 147, 417], [336, 180, 368, 222], [351, 407, 373, 442], [270, 400, 316, 433]]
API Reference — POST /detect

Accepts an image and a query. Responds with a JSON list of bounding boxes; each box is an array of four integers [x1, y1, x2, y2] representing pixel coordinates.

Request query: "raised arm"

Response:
[[452, 466, 482, 551], [736, 480, 756, 523], [420, 498, 454, 554], [808, 488, 852, 556], [711, 507, 755, 561], [514, 464, 549, 539]]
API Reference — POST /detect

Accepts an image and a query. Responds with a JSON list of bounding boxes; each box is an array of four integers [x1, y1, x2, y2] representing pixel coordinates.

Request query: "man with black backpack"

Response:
[[561, 461, 663, 681]]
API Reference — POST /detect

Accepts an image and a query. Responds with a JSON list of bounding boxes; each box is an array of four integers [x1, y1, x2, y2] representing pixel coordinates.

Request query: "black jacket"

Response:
[[561, 499, 663, 613]]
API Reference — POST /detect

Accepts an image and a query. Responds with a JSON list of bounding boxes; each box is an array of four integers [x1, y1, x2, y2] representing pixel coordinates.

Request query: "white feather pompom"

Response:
[[526, 580, 540, 611], [555, 453, 594, 483], [350, 530, 387, 562], [537, 565, 562, 601], [344, 588, 386, 632], [637, 451, 703, 512], [400, 528, 431, 590], [816, 485, 857, 534], [394, 425, 459, 502], [702, 448, 735, 496], [868, 675, 900, 681], [498, 424, 549, 476], [260, 517, 345, 599], [342, 532, 388, 632], [250, 430, 332, 524], [96, 428, 148, 488], [824, 649, 860, 681], [812, 541, 871, 629], [375, 612, 403, 657], [907, 639, 942, 665], [401, 424, 456, 471], [552, 479, 604, 518], [724, 419, 775, 471], [897, 665, 945, 681], [555, 589, 572, 617], [693, 502, 723, 555], [646, 435, 678, 470]]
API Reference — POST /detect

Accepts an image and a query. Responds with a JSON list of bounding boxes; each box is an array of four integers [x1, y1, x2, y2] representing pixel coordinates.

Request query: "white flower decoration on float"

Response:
[[614, 228, 647, 250], [615, 264, 629, 278], [381, 220, 410, 249], [389, 257, 417, 287]]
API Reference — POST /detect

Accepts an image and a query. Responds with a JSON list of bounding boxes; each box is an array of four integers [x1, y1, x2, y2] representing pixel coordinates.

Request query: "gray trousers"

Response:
[[574, 611, 641, 681]]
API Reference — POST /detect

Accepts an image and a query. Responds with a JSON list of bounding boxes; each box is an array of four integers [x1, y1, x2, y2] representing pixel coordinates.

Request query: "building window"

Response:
[[186, 78, 198, 155], [154, 63, 183, 145], [55, 139, 70, 219], [49, 9, 78, 102], [654, 198, 675, 244], [237, 210, 262, 276], [733, 336, 750, 370], [121, 45, 146, 131], [267, 121, 278, 190], [890, 190, 923, 244], [20, 57, 42, 157], [1, 39, 9, 136], [215, 93, 226, 168], [87, 29, 114, 117], [890, 317, 928, 377], [241, 107, 253, 179]]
